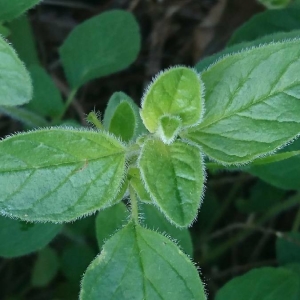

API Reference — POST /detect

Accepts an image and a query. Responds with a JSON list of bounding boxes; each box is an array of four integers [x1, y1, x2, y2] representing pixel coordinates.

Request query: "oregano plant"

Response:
[[2, 1, 300, 299]]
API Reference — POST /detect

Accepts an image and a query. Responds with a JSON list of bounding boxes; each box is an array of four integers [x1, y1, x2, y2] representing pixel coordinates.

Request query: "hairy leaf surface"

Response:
[[80, 223, 206, 300], [0, 128, 126, 222], [0, 36, 32, 106], [140, 67, 203, 134], [184, 40, 300, 164], [60, 10, 140, 89], [139, 138, 204, 227]]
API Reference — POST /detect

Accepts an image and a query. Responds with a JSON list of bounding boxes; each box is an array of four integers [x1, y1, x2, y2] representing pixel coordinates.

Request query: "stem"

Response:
[[57, 88, 78, 120], [129, 184, 139, 224], [86, 111, 104, 129]]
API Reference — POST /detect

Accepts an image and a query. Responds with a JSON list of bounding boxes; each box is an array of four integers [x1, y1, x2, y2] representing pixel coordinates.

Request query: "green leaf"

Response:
[[0, 128, 126, 222], [228, 6, 300, 46], [196, 30, 300, 73], [0, 0, 41, 22], [216, 267, 300, 300], [140, 67, 203, 135], [0, 106, 48, 128], [59, 10, 141, 89], [158, 115, 182, 144], [105, 100, 136, 142], [141, 203, 193, 257], [95, 202, 129, 250], [31, 247, 59, 287], [103, 92, 147, 140], [276, 232, 300, 265], [184, 40, 300, 165], [247, 138, 300, 190], [25, 65, 64, 119], [0, 36, 32, 106], [139, 138, 205, 227], [61, 244, 96, 283], [7, 15, 39, 66], [80, 223, 206, 300], [128, 167, 152, 203], [0, 216, 61, 258]]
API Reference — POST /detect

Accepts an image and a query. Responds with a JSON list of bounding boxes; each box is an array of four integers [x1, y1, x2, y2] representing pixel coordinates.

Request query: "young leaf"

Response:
[[103, 92, 147, 140], [95, 202, 129, 250], [158, 115, 182, 144], [140, 67, 203, 134], [0, 128, 126, 222], [276, 232, 300, 265], [215, 267, 300, 300], [26, 65, 64, 119], [184, 40, 300, 165], [106, 101, 136, 142], [0, 36, 32, 106], [0, 216, 61, 258], [59, 10, 141, 89], [228, 6, 300, 46], [128, 167, 152, 203], [141, 203, 194, 257], [0, 0, 41, 22], [139, 138, 205, 227], [80, 223, 206, 300], [31, 247, 59, 287]]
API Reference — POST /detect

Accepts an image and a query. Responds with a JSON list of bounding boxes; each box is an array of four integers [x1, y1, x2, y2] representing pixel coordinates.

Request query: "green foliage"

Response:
[[26, 65, 64, 119], [139, 138, 205, 227], [185, 40, 300, 164], [80, 222, 206, 300], [95, 202, 129, 250], [0, 0, 41, 22], [140, 203, 193, 256], [103, 92, 144, 142], [0, 128, 126, 222], [59, 10, 141, 89], [0, 216, 61, 257], [215, 267, 300, 300], [3, 2, 300, 298], [0, 35, 32, 106], [228, 6, 300, 45], [249, 139, 300, 190], [7, 15, 39, 66], [140, 67, 203, 134]]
